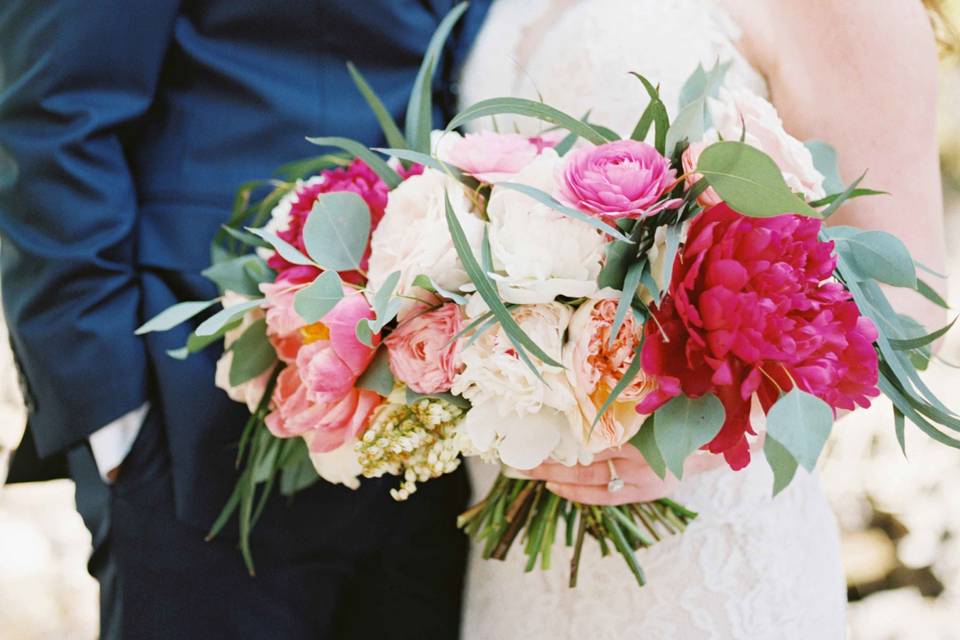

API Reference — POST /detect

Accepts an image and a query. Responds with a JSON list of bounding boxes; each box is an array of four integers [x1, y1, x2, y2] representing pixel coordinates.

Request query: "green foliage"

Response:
[[346, 62, 407, 150], [228, 318, 276, 386], [195, 299, 263, 337], [696, 142, 821, 218], [497, 182, 631, 242], [293, 271, 344, 323], [305, 136, 402, 188], [356, 346, 395, 397], [765, 388, 833, 472], [136, 299, 218, 335], [629, 415, 667, 479], [653, 394, 725, 479], [447, 98, 610, 146], [247, 226, 314, 267], [764, 434, 799, 496], [302, 192, 372, 271]]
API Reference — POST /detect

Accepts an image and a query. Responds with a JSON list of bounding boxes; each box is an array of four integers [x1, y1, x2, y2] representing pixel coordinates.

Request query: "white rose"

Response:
[[706, 88, 825, 200], [308, 439, 362, 489], [486, 149, 605, 304], [453, 302, 587, 468], [366, 168, 484, 298], [214, 291, 270, 412]]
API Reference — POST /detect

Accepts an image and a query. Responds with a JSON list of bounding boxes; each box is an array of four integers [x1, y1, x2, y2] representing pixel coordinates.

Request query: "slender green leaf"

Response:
[[247, 227, 315, 267], [915, 277, 950, 309], [696, 142, 821, 218], [629, 73, 669, 153], [497, 182, 632, 242], [819, 173, 868, 219], [653, 394, 726, 479], [374, 147, 469, 182], [609, 263, 643, 348], [412, 274, 468, 304], [220, 225, 271, 249], [444, 192, 563, 369], [195, 299, 263, 337], [591, 342, 644, 431], [302, 192, 372, 271], [305, 136, 401, 188], [808, 188, 886, 209], [346, 61, 407, 150], [447, 98, 609, 146], [293, 271, 344, 323], [656, 223, 682, 303], [136, 299, 218, 335], [890, 316, 957, 350], [406, 2, 469, 152], [894, 406, 907, 457]]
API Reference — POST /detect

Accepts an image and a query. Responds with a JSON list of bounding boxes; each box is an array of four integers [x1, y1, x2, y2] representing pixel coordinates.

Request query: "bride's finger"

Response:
[[544, 481, 671, 506], [523, 461, 611, 485]]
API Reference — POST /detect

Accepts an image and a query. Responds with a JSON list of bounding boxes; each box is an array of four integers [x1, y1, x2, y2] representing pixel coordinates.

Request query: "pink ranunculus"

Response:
[[296, 290, 379, 404], [444, 131, 539, 183], [385, 303, 462, 394], [681, 142, 723, 209], [558, 140, 681, 219]]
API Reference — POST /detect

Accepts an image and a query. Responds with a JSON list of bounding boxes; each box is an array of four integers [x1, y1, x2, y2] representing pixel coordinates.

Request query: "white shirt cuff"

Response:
[[88, 402, 149, 483]]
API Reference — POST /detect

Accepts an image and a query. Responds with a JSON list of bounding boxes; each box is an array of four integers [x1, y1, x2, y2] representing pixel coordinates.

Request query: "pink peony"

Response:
[[558, 140, 681, 219], [260, 273, 311, 363], [385, 303, 462, 394], [681, 142, 723, 209], [296, 290, 379, 404], [564, 291, 656, 452], [265, 366, 381, 453], [444, 131, 539, 183], [639, 204, 880, 470], [267, 159, 422, 281]]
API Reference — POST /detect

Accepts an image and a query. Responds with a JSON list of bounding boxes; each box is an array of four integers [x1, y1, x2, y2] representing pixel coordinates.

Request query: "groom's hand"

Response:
[[524, 446, 725, 506]]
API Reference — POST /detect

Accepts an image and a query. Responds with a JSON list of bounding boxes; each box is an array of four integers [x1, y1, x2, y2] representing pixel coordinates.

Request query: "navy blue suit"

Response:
[[0, 1, 491, 637]]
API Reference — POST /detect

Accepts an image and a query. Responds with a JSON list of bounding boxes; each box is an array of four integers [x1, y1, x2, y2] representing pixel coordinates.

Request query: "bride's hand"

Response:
[[524, 446, 727, 506]]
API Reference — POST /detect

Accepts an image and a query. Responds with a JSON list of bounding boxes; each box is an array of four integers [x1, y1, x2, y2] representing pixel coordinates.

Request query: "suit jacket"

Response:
[[0, 0, 491, 528]]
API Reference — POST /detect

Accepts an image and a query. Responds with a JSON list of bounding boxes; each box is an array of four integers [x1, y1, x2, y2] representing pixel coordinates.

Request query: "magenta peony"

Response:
[[639, 204, 880, 470], [558, 140, 680, 219]]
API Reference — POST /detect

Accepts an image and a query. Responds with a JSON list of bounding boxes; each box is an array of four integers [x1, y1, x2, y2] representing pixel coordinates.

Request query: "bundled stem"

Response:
[[458, 475, 697, 589]]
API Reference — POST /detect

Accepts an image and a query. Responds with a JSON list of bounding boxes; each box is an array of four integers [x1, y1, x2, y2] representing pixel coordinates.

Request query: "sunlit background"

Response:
[[2, 5, 960, 638]]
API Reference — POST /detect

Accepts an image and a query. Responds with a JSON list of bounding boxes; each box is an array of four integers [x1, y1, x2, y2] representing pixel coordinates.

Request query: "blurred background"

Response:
[[2, 5, 960, 639]]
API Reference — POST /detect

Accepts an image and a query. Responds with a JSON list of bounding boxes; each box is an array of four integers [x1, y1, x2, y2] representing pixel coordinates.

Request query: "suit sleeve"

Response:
[[0, 1, 181, 458]]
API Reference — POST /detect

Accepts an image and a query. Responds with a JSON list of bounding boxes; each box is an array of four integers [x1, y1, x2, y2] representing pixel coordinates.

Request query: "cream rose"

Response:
[[563, 290, 656, 453], [486, 149, 605, 304], [308, 439, 363, 490], [704, 88, 825, 200], [366, 168, 484, 299], [453, 302, 587, 469]]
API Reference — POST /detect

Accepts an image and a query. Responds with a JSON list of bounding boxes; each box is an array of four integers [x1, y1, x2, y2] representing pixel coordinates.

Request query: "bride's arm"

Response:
[[729, 0, 948, 332]]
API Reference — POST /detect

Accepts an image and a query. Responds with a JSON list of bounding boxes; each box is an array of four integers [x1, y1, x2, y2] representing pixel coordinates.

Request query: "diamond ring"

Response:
[[607, 459, 625, 493]]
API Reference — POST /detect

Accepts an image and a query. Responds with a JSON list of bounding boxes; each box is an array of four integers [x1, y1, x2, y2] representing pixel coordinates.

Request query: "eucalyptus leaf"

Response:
[[305, 136, 401, 188], [356, 346, 394, 396], [629, 415, 667, 480], [765, 389, 833, 472], [412, 274, 468, 305], [834, 230, 917, 288], [195, 299, 263, 337], [696, 142, 820, 218], [355, 319, 375, 349], [804, 140, 844, 195], [764, 434, 799, 496], [228, 318, 276, 386], [167, 322, 239, 360], [447, 98, 608, 146], [136, 299, 218, 335], [369, 270, 402, 333], [665, 61, 729, 155], [203, 255, 272, 297], [247, 227, 315, 267], [220, 225, 271, 249], [653, 394, 726, 479], [293, 271, 344, 323], [656, 223, 682, 303], [302, 192, 372, 271]]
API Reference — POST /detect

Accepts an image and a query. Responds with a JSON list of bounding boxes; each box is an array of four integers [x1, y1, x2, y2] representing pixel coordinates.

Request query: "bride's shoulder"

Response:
[[715, 0, 937, 81]]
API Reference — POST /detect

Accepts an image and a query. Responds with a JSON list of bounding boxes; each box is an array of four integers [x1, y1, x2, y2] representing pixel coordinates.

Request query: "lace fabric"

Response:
[[458, 1, 847, 637]]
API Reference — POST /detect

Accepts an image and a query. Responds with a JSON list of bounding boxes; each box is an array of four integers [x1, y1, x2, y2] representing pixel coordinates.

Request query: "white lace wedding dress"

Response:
[[458, 1, 847, 638]]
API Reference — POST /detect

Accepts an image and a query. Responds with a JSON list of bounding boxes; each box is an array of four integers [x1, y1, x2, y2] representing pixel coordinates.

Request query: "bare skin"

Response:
[[535, 0, 948, 505]]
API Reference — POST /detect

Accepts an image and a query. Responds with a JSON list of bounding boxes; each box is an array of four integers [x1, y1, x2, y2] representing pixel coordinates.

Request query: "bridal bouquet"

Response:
[[137, 4, 958, 586]]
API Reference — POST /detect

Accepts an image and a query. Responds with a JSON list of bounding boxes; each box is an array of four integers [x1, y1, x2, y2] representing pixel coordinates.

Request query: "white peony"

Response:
[[486, 149, 605, 304], [705, 88, 826, 201], [453, 302, 588, 469], [308, 439, 363, 489], [366, 168, 484, 298]]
